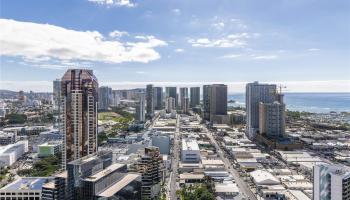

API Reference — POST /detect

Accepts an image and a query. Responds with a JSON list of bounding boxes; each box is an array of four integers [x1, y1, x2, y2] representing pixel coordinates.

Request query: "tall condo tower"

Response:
[[146, 84, 154, 119], [53, 79, 61, 112], [165, 87, 177, 107], [246, 81, 277, 139], [179, 87, 188, 110], [190, 87, 200, 108], [135, 93, 146, 123], [202, 85, 211, 120], [209, 84, 228, 123], [98, 86, 112, 110], [153, 87, 163, 110], [61, 69, 99, 167]]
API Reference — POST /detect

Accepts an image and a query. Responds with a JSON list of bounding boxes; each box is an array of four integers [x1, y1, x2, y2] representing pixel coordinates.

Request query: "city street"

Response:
[[204, 127, 258, 200], [168, 114, 180, 200]]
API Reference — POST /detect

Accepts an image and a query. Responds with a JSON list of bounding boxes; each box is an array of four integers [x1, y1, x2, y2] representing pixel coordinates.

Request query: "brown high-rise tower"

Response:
[[61, 69, 98, 167]]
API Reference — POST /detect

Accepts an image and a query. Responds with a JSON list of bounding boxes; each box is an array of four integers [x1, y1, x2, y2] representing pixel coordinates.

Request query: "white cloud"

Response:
[[88, 0, 136, 7], [188, 33, 251, 48], [253, 55, 278, 60], [172, 9, 181, 15], [308, 48, 320, 51], [175, 48, 184, 53], [109, 30, 128, 38], [135, 71, 146, 74], [220, 54, 243, 59], [212, 22, 225, 30], [220, 53, 278, 60], [0, 19, 167, 65]]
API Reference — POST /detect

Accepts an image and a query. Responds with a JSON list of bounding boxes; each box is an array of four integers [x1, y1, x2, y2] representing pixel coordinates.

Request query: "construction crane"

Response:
[[278, 85, 287, 94]]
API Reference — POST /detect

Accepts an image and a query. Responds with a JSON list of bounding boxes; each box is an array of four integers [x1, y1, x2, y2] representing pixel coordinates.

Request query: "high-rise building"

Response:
[[61, 69, 98, 167], [135, 93, 146, 123], [313, 164, 350, 200], [183, 97, 189, 114], [165, 97, 175, 113], [53, 79, 61, 112], [246, 81, 277, 139], [111, 90, 120, 107], [179, 87, 188, 110], [45, 151, 142, 200], [165, 87, 177, 107], [18, 90, 26, 104], [53, 79, 62, 129], [98, 86, 112, 110], [136, 147, 163, 200], [259, 101, 286, 138], [202, 85, 211, 120], [146, 84, 154, 118], [209, 84, 228, 123], [190, 87, 200, 108], [153, 87, 163, 110]]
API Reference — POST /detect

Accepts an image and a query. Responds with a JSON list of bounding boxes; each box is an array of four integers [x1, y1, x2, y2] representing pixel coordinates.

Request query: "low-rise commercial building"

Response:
[[0, 131, 16, 145], [181, 138, 200, 163], [38, 142, 62, 158], [250, 170, 280, 186], [0, 140, 28, 166], [215, 181, 240, 199], [0, 177, 53, 200]]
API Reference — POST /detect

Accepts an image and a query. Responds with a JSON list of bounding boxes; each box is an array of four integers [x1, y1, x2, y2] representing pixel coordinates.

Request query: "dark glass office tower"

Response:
[[165, 87, 177, 107], [190, 87, 200, 108]]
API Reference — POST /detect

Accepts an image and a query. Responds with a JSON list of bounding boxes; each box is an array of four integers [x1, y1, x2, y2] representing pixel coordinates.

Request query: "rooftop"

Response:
[[285, 190, 311, 200], [0, 140, 28, 154], [180, 173, 205, 180], [0, 177, 53, 191], [250, 170, 280, 185], [215, 181, 239, 193], [283, 181, 313, 189], [38, 142, 61, 147], [201, 159, 224, 166], [182, 138, 199, 151], [97, 173, 140, 197], [42, 181, 55, 189], [55, 171, 67, 178], [85, 163, 125, 182]]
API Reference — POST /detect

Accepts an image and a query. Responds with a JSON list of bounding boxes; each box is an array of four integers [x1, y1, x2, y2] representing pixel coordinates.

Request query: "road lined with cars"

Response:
[[204, 127, 258, 200]]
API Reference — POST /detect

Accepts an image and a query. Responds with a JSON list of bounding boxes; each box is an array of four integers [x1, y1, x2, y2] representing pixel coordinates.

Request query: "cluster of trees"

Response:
[[98, 132, 109, 145], [338, 123, 350, 131], [98, 108, 136, 144], [176, 177, 215, 200], [286, 110, 312, 120], [228, 106, 245, 111], [18, 155, 60, 177], [5, 113, 27, 124], [0, 167, 9, 181]]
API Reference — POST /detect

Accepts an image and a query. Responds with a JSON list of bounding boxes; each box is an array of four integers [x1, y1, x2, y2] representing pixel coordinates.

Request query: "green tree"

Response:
[[177, 177, 215, 200], [5, 113, 27, 124], [17, 155, 61, 177]]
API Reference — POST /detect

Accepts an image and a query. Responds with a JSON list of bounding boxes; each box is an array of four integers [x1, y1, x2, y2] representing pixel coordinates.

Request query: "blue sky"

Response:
[[0, 0, 349, 92]]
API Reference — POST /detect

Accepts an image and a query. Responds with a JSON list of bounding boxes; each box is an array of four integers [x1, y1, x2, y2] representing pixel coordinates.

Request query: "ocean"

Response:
[[228, 93, 350, 113]]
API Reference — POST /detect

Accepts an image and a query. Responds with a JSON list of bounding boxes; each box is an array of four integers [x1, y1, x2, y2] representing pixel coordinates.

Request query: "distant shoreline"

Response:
[[228, 93, 350, 114]]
